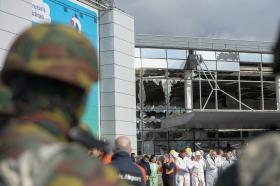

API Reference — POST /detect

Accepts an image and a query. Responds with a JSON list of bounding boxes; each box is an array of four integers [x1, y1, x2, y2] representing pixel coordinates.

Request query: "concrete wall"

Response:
[[0, 0, 32, 68], [99, 8, 137, 152]]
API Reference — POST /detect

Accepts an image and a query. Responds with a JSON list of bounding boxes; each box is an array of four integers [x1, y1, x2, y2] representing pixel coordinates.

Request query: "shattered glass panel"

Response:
[[262, 54, 273, 63], [168, 80, 185, 109], [167, 49, 187, 59], [136, 79, 140, 109], [217, 71, 239, 80], [193, 80, 200, 109], [143, 131, 168, 141], [217, 61, 240, 71], [168, 70, 184, 78], [141, 48, 166, 58], [154, 141, 169, 155], [137, 141, 142, 155], [168, 109, 188, 118], [142, 110, 166, 130], [263, 82, 276, 110], [169, 130, 194, 140], [201, 81, 216, 109], [142, 79, 167, 109], [241, 82, 262, 110], [240, 52, 262, 62], [137, 131, 142, 140], [216, 51, 239, 61], [196, 50, 216, 60], [143, 141, 154, 155], [136, 111, 141, 130], [217, 81, 240, 110]]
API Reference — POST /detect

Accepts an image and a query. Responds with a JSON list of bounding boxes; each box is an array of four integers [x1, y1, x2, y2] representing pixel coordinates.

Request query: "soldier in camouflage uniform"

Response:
[[0, 83, 13, 127], [216, 32, 280, 186], [0, 24, 124, 186]]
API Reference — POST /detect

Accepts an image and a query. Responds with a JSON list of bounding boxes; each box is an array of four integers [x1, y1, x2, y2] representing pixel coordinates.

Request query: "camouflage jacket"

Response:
[[0, 114, 125, 186]]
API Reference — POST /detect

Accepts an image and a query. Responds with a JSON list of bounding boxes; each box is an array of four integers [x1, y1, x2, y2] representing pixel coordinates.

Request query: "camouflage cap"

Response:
[[1, 24, 98, 91], [0, 83, 13, 114], [273, 32, 280, 74]]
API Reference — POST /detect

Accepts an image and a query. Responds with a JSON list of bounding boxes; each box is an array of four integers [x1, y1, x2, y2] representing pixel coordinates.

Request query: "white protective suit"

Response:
[[191, 159, 205, 186], [216, 155, 225, 174], [205, 157, 218, 186], [175, 156, 191, 186]]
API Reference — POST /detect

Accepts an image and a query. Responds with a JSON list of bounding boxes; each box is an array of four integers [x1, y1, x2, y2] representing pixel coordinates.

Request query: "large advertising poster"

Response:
[[32, 0, 100, 137]]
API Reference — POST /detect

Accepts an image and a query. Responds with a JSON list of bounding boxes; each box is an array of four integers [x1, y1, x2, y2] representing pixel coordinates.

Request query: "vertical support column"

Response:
[[184, 70, 193, 111], [276, 75, 280, 111], [99, 8, 137, 152]]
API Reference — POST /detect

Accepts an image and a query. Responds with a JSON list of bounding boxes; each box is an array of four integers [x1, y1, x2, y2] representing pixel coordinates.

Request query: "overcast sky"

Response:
[[114, 0, 280, 42]]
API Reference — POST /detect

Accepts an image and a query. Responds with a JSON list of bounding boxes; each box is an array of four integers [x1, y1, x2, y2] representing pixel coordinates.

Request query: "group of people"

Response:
[[133, 148, 237, 186]]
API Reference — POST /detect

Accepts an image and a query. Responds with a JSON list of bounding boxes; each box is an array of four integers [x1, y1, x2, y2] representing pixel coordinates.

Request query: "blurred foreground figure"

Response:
[[216, 32, 280, 186], [0, 24, 122, 186], [0, 83, 13, 127], [110, 136, 145, 186]]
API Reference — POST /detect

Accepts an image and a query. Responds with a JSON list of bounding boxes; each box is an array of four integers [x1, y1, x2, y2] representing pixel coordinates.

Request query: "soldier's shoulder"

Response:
[[45, 143, 124, 186]]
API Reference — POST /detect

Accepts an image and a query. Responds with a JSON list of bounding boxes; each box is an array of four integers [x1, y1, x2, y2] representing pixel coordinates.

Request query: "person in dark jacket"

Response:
[[139, 155, 151, 177], [162, 154, 175, 186], [110, 136, 145, 186]]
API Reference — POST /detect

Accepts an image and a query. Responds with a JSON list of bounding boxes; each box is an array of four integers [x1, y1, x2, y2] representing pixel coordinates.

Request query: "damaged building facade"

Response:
[[134, 35, 278, 155]]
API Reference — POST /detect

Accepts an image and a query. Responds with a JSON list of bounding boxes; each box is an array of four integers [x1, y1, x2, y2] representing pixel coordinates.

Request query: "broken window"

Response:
[[142, 79, 167, 109], [217, 81, 240, 110], [216, 51, 239, 61], [263, 82, 276, 110], [142, 110, 166, 130], [201, 81, 216, 109], [168, 80, 185, 109], [241, 82, 262, 110]]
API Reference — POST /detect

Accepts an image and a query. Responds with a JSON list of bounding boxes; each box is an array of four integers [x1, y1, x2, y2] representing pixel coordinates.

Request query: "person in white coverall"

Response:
[[221, 151, 234, 172], [191, 151, 206, 186], [205, 150, 218, 186], [175, 149, 191, 186]]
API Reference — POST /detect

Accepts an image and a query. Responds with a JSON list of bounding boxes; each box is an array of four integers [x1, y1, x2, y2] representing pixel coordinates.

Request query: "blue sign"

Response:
[[32, 0, 100, 137]]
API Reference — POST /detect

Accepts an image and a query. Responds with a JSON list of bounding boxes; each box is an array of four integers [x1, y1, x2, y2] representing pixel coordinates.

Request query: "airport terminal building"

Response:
[[0, 0, 279, 154]]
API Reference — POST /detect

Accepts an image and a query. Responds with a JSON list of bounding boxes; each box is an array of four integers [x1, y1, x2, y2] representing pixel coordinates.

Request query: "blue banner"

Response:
[[32, 0, 100, 137]]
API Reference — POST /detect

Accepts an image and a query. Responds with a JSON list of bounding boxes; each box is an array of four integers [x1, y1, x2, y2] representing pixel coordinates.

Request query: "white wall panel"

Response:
[[100, 51, 114, 65], [100, 37, 114, 51], [100, 106, 115, 121], [0, 0, 31, 21], [100, 78, 115, 92], [101, 92, 115, 107], [114, 93, 135, 109], [114, 37, 133, 56], [100, 64, 114, 79], [0, 11, 31, 34], [114, 65, 134, 82], [114, 78, 135, 96], [0, 30, 17, 50], [114, 51, 134, 69]]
